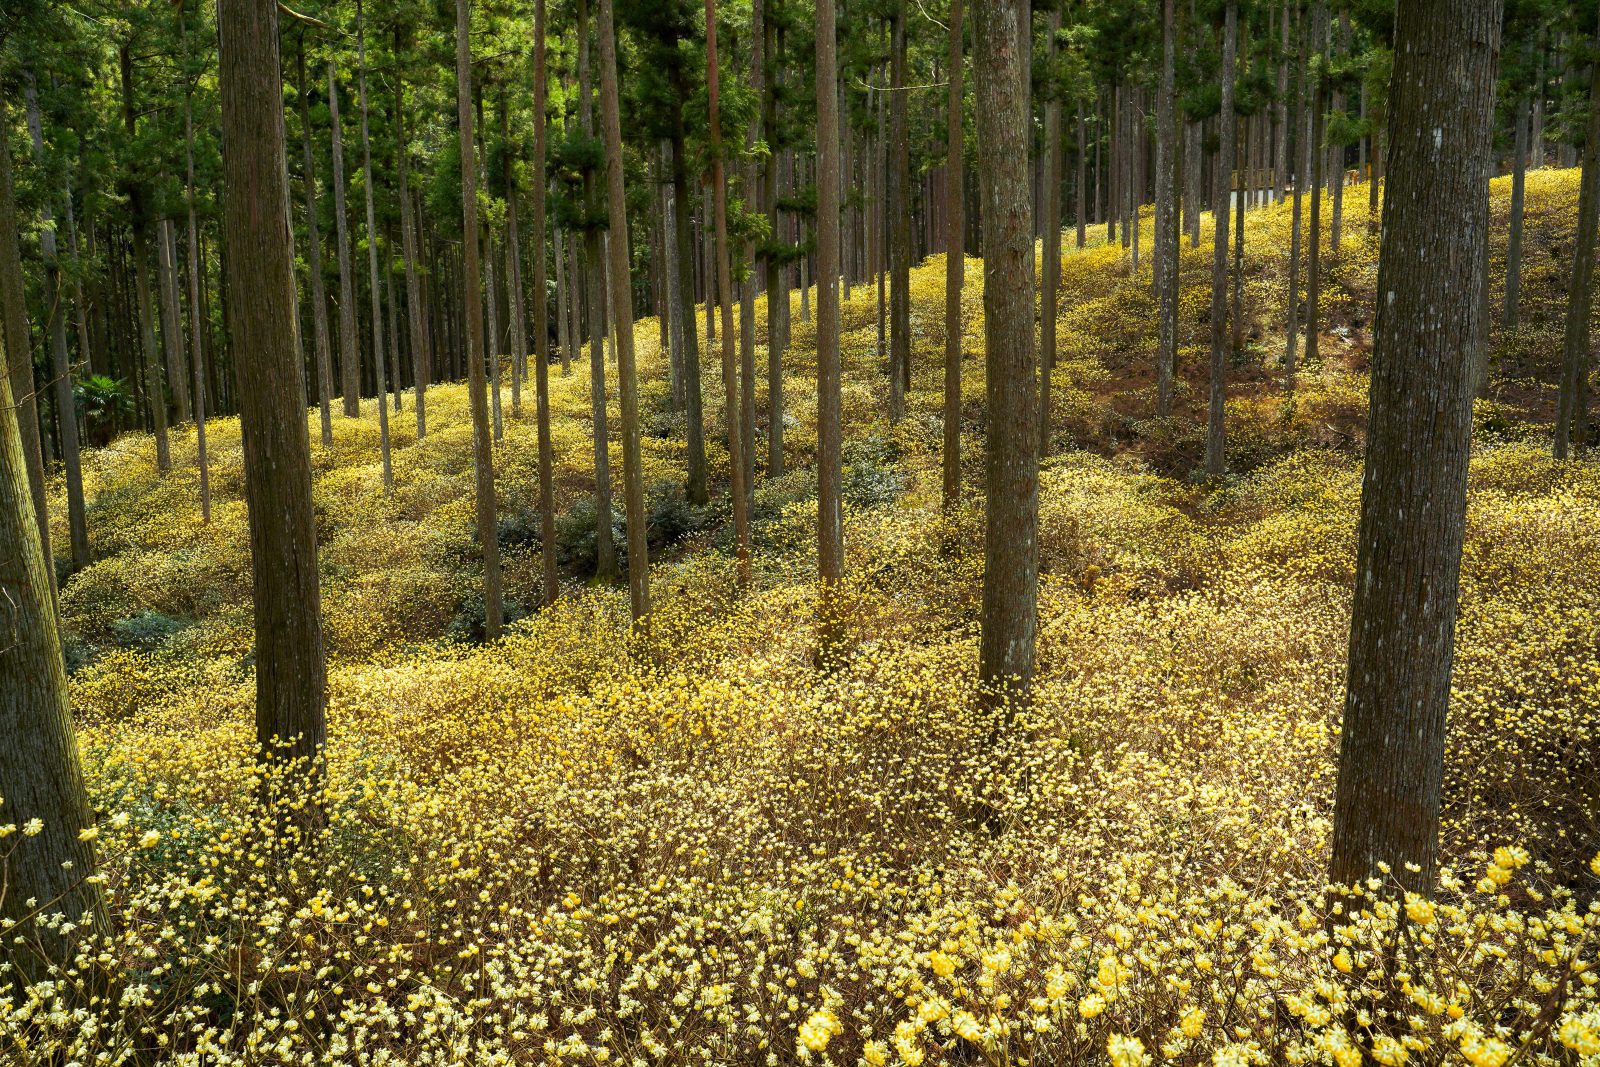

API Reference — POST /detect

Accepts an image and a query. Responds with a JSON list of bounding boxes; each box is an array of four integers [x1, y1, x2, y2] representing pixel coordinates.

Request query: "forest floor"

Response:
[[23, 167, 1600, 1065]]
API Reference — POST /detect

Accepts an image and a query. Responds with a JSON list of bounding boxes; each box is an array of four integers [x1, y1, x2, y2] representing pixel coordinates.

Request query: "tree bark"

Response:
[[120, 47, 171, 474], [0, 322, 105, 985], [328, 67, 361, 418], [815, 0, 844, 657], [355, 0, 394, 490], [22, 78, 91, 566], [1155, 0, 1179, 418], [295, 41, 335, 447], [597, 0, 651, 621], [1040, 10, 1062, 456], [1555, 38, 1600, 459], [456, 0, 505, 637], [1503, 91, 1529, 329], [1285, 15, 1309, 392], [218, 0, 331, 803], [1329, 0, 1502, 893], [577, 0, 617, 583], [531, 0, 559, 608], [666, 86, 708, 506], [1206, 3, 1238, 477], [394, 48, 429, 439], [943, 0, 964, 510], [181, 59, 212, 522], [973, 0, 1039, 705], [888, 0, 911, 422], [706, 0, 751, 585], [0, 96, 58, 600]]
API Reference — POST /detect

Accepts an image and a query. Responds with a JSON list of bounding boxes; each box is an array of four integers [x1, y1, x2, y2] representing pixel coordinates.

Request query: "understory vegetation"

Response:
[[7, 170, 1600, 1067]]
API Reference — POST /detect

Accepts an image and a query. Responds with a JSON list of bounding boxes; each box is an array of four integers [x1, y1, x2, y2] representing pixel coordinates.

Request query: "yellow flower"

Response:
[[1180, 1005, 1204, 1039], [799, 1009, 841, 1053], [1459, 1033, 1512, 1067], [1078, 994, 1107, 1019], [1332, 950, 1353, 974], [139, 830, 161, 849], [862, 1039, 888, 1066], [1403, 894, 1435, 926], [1371, 1035, 1408, 1066], [78, 826, 99, 842], [1107, 1033, 1151, 1067], [951, 1011, 984, 1043], [927, 950, 955, 978]]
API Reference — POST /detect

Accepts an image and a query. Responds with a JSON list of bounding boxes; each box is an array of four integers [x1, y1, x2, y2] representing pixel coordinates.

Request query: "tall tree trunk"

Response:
[[1276, 1, 1290, 199], [1075, 102, 1088, 249], [762, 3, 785, 480], [597, 0, 651, 621], [181, 60, 211, 522], [943, 0, 965, 510], [1231, 88, 1248, 354], [1305, 4, 1327, 370], [706, 0, 751, 585], [815, 0, 844, 656], [1504, 91, 1529, 329], [668, 82, 708, 506], [501, 94, 525, 420], [1040, 10, 1062, 456], [973, 0, 1039, 705], [394, 51, 429, 439], [354, 0, 394, 490], [328, 67, 362, 418], [1205, 2, 1237, 477], [296, 41, 335, 446], [456, 0, 504, 637], [888, 0, 911, 422], [157, 217, 193, 424], [1155, 0, 1179, 418], [531, 0, 559, 608], [1555, 36, 1600, 459], [218, 0, 331, 811], [2, 96, 59, 601], [1285, 16, 1309, 392], [1329, 0, 1502, 893], [122, 51, 171, 474], [555, 224, 572, 377], [0, 317, 104, 985], [577, 0, 617, 583], [22, 78, 90, 567]]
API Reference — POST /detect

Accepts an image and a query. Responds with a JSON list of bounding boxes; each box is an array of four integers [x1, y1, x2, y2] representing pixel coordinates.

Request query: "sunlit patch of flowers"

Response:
[[11, 170, 1598, 1065]]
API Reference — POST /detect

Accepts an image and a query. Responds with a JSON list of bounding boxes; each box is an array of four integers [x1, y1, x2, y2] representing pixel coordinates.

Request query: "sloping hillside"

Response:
[[20, 169, 1600, 1066]]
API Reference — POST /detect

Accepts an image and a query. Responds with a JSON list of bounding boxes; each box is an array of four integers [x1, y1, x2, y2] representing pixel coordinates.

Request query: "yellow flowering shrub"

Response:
[[8, 169, 1598, 1066]]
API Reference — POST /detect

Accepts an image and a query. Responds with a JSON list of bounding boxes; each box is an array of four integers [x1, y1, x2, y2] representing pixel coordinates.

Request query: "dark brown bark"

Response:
[[578, 0, 617, 583], [157, 217, 193, 424], [328, 66, 361, 418], [763, 21, 787, 482], [355, 0, 394, 490], [1285, 15, 1309, 391], [296, 41, 335, 447], [1329, 0, 1502, 893], [815, 0, 844, 657], [394, 49, 429, 439], [181, 58, 212, 524], [0, 95, 56, 599], [597, 0, 651, 621], [1555, 39, 1600, 459], [1040, 10, 1062, 457], [706, 0, 751, 585], [1305, 4, 1326, 369], [120, 47, 171, 474], [456, 0, 505, 637], [532, 0, 559, 608], [1155, 0, 1179, 417], [1504, 92, 1529, 329], [1205, 3, 1237, 477], [888, 0, 911, 422], [666, 78, 708, 506], [973, 0, 1039, 703], [218, 0, 330, 788], [943, 0, 964, 511], [22, 78, 91, 566], [0, 335, 104, 984]]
